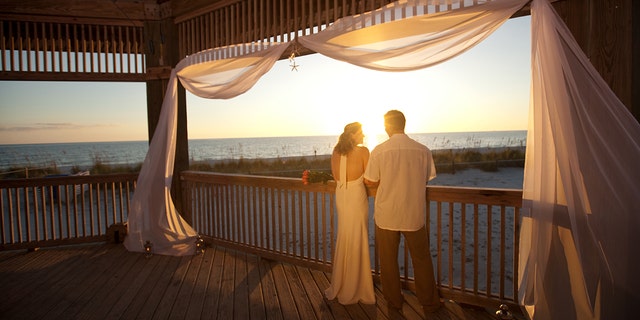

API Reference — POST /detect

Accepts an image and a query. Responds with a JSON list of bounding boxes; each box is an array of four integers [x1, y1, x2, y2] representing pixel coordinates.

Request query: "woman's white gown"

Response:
[[325, 155, 375, 304]]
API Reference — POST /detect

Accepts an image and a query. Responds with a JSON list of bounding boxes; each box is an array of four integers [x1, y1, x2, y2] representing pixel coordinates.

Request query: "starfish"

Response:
[[290, 61, 299, 71]]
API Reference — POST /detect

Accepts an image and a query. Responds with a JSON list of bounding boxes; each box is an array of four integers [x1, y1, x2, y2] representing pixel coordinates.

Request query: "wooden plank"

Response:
[[81, 249, 147, 318], [168, 252, 206, 319], [217, 246, 236, 319], [0, 248, 43, 274], [105, 252, 165, 319], [118, 254, 174, 320], [269, 259, 299, 319], [233, 250, 250, 319], [184, 247, 216, 319], [60, 245, 139, 319], [38, 245, 129, 319], [295, 265, 335, 319], [0, 0, 147, 22], [0, 243, 505, 319], [150, 256, 194, 320], [130, 255, 184, 319], [309, 268, 352, 319], [246, 253, 267, 318], [257, 256, 284, 320], [200, 246, 225, 319], [282, 262, 316, 319], [0, 246, 96, 315]]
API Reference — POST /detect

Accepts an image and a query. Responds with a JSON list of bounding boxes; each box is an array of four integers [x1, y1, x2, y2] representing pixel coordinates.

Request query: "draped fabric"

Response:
[[297, 0, 526, 71], [123, 70, 199, 256], [124, 43, 289, 255], [518, 0, 640, 318], [126, 0, 640, 318]]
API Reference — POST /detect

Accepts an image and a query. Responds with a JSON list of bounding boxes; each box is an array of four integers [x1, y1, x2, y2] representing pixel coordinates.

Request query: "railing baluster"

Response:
[[1, 174, 137, 250], [500, 205, 506, 300], [109, 182, 116, 227], [1, 170, 521, 308], [461, 202, 467, 291], [448, 201, 454, 290], [436, 201, 442, 285], [473, 203, 479, 294], [486, 204, 492, 298], [305, 190, 311, 259]]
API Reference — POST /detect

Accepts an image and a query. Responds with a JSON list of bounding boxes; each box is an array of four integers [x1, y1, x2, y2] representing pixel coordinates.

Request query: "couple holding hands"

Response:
[[324, 110, 442, 315]]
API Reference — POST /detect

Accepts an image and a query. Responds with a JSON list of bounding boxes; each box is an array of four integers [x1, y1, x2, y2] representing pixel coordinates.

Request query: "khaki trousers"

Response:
[[375, 225, 440, 309]]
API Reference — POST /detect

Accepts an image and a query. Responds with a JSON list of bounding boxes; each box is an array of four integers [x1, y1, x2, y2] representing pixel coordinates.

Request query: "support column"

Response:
[[554, 0, 637, 122], [144, 4, 190, 221]]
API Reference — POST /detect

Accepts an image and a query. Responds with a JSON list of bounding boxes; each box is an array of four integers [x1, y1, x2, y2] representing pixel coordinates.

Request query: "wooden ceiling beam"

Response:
[[0, 0, 151, 24]]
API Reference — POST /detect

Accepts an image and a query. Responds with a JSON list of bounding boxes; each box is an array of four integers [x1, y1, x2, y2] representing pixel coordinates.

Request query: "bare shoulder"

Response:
[[355, 145, 370, 155]]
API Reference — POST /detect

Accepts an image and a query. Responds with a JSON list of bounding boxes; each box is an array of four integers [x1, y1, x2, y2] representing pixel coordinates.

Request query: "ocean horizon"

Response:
[[0, 130, 527, 171]]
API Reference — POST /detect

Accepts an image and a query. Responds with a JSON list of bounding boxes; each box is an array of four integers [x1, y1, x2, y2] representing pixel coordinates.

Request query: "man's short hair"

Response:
[[384, 110, 406, 131]]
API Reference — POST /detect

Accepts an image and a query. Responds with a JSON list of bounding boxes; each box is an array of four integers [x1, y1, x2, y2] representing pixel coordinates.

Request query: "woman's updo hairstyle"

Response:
[[334, 122, 362, 155]]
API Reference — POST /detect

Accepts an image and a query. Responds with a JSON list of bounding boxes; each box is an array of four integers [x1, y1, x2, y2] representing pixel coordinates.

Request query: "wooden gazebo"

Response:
[[1, 0, 637, 175], [1, 2, 638, 318]]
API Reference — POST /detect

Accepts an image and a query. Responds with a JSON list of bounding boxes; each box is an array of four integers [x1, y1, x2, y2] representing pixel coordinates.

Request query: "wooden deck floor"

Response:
[[0, 243, 503, 320]]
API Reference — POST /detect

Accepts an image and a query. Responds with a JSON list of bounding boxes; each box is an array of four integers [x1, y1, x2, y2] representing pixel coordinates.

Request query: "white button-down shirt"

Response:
[[364, 134, 436, 231]]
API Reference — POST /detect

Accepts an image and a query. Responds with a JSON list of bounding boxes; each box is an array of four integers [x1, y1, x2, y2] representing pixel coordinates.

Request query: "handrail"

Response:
[[0, 173, 138, 250], [180, 171, 523, 309], [1, 170, 522, 309]]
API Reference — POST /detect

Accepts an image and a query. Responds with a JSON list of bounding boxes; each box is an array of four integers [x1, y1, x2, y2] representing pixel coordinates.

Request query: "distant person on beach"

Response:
[[364, 110, 441, 315], [324, 122, 375, 305]]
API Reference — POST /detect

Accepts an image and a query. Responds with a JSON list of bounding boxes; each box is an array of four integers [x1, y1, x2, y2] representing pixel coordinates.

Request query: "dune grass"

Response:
[[1, 147, 524, 179]]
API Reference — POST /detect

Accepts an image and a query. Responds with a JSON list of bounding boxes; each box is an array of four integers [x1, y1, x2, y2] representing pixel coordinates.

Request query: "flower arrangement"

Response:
[[301, 169, 333, 185]]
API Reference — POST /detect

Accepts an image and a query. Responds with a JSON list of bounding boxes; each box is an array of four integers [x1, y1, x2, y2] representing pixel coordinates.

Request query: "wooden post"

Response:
[[553, 0, 638, 123], [144, 5, 190, 221]]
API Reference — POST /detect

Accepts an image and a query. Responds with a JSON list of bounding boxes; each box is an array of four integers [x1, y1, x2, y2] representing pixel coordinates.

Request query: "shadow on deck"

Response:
[[0, 243, 520, 320]]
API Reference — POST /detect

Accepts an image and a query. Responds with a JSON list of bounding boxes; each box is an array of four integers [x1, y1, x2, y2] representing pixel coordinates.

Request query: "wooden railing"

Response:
[[180, 171, 523, 308], [427, 186, 522, 308], [0, 173, 138, 250], [1, 170, 521, 308]]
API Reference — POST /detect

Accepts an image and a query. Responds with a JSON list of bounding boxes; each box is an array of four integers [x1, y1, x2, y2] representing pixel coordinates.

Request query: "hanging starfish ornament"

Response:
[[290, 60, 300, 71], [288, 42, 302, 72], [288, 52, 300, 71]]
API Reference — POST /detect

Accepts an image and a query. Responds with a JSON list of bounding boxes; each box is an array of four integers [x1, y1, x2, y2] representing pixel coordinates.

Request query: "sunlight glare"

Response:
[[360, 112, 388, 149]]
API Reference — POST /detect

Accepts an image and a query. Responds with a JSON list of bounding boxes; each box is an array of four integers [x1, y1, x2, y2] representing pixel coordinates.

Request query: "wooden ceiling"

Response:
[[1, 0, 533, 82]]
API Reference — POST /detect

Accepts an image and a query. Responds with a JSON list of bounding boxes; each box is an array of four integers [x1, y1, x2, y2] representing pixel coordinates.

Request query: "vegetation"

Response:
[[0, 163, 61, 179], [189, 155, 331, 178], [0, 157, 141, 179], [192, 147, 525, 177], [432, 147, 525, 173], [1, 147, 525, 179]]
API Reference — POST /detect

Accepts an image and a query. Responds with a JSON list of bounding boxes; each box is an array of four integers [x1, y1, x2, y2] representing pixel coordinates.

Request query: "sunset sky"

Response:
[[0, 16, 530, 145]]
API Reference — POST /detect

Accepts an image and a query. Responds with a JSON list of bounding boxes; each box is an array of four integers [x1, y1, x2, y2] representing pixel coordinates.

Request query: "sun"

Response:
[[360, 113, 387, 149]]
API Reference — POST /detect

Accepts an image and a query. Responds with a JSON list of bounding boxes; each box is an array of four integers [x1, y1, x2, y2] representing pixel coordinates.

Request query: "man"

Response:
[[364, 110, 441, 315]]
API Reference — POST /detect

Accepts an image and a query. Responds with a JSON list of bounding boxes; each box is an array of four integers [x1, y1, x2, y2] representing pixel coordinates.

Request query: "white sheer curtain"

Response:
[[126, 0, 640, 317], [124, 42, 290, 255], [123, 70, 199, 256], [298, 0, 526, 71], [518, 0, 640, 319]]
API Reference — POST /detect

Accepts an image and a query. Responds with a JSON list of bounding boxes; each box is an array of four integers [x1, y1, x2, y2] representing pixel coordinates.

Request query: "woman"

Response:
[[325, 122, 376, 305]]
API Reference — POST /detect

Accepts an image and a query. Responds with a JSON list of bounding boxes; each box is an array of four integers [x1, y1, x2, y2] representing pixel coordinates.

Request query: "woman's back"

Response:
[[331, 146, 369, 182]]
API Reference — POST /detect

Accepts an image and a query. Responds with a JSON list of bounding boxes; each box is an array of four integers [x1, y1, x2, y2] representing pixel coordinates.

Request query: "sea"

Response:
[[0, 130, 526, 172]]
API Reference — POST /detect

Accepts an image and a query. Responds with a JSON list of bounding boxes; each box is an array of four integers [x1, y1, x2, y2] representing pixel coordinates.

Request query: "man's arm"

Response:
[[363, 178, 379, 188]]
